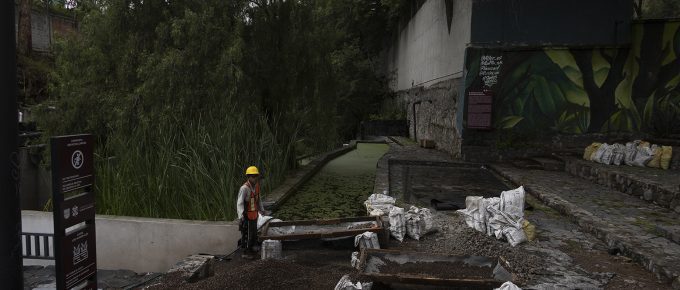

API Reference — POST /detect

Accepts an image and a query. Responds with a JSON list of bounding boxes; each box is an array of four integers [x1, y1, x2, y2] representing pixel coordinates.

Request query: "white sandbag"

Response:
[[351, 251, 360, 269], [591, 143, 609, 163], [405, 207, 424, 240], [624, 141, 640, 166], [388, 206, 405, 242], [502, 226, 528, 247], [260, 239, 282, 260], [632, 144, 654, 167], [257, 214, 275, 229], [500, 186, 525, 219], [495, 281, 522, 290], [368, 209, 385, 217], [354, 232, 380, 250], [598, 144, 615, 165], [364, 193, 395, 215], [484, 197, 501, 237], [335, 274, 371, 290], [486, 206, 507, 239], [457, 196, 484, 230], [611, 143, 625, 165], [419, 207, 435, 233]]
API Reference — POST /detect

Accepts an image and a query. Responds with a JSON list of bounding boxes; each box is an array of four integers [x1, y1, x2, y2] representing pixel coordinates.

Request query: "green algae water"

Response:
[[275, 143, 389, 220]]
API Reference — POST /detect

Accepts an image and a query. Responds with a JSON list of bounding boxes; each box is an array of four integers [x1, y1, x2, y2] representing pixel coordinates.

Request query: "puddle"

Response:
[[275, 143, 389, 220]]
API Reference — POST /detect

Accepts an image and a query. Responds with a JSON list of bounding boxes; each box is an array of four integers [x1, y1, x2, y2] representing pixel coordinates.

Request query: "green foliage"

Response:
[[640, 0, 680, 19], [35, 0, 397, 220]]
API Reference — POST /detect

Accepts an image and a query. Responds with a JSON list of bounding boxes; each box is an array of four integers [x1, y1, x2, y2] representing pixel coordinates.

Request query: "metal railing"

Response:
[[21, 232, 54, 260]]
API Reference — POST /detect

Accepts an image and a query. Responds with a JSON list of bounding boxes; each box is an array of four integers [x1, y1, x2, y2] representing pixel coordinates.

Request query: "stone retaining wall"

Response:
[[399, 78, 463, 158], [564, 158, 680, 213]]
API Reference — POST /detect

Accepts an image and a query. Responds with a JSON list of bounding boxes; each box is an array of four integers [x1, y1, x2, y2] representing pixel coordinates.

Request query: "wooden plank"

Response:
[[259, 216, 383, 241], [361, 273, 502, 287], [358, 249, 507, 287]]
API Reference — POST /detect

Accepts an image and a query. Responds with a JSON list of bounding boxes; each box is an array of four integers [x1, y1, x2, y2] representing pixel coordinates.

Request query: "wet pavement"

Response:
[[491, 163, 680, 287]]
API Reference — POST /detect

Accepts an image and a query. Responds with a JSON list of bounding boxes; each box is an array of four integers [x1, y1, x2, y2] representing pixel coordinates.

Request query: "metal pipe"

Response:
[[1, 0, 23, 288]]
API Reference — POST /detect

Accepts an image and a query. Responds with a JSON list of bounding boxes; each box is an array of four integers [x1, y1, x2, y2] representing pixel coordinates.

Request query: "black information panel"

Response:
[[51, 134, 97, 290]]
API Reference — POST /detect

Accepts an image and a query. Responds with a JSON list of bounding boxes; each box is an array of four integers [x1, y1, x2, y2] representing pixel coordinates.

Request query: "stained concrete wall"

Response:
[[385, 0, 472, 91], [384, 0, 470, 157], [15, 6, 77, 52], [21, 211, 240, 273], [400, 78, 463, 158]]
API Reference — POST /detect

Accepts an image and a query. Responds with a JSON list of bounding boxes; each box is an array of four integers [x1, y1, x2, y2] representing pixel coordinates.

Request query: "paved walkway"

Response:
[[491, 163, 680, 288], [372, 138, 671, 289]]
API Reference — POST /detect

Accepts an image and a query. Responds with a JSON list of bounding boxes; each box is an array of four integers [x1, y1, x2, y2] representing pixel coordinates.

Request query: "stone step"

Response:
[[529, 157, 565, 171], [561, 156, 680, 213], [489, 163, 680, 288]]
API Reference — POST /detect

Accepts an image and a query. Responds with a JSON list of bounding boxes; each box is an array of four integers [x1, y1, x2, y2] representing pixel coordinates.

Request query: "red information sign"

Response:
[[466, 91, 494, 129]]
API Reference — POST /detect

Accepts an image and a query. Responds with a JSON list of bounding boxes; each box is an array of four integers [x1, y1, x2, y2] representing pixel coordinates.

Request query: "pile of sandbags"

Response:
[[404, 206, 435, 240], [354, 231, 380, 250], [457, 186, 530, 247], [388, 205, 436, 242], [584, 140, 672, 170], [364, 192, 396, 216]]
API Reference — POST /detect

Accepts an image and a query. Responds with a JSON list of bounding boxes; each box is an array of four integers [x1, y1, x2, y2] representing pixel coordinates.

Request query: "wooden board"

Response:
[[259, 216, 384, 241], [357, 249, 512, 288]]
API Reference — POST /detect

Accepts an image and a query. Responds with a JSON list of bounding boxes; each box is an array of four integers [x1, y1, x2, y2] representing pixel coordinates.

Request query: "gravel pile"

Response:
[[391, 211, 543, 285], [146, 252, 355, 290]]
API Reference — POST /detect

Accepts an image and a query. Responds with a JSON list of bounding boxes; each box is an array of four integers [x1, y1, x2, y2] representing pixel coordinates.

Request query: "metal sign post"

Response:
[[51, 134, 97, 290]]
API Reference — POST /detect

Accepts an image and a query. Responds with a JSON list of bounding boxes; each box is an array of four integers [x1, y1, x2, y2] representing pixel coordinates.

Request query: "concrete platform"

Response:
[[490, 163, 680, 288]]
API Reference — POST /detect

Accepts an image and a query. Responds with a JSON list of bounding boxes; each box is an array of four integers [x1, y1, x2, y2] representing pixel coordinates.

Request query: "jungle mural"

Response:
[[464, 20, 680, 137]]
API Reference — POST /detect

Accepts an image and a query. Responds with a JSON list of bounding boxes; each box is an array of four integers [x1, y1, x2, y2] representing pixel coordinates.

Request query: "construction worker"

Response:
[[237, 166, 265, 259]]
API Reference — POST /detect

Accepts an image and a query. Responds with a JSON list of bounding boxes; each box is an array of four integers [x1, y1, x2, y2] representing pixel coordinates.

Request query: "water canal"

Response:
[[275, 143, 389, 220]]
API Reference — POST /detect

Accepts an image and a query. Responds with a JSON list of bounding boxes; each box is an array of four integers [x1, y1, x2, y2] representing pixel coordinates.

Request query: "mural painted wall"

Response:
[[463, 20, 680, 138]]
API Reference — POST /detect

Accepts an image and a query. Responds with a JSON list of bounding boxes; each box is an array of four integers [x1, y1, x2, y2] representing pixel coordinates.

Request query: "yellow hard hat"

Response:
[[245, 166, 259, 175]]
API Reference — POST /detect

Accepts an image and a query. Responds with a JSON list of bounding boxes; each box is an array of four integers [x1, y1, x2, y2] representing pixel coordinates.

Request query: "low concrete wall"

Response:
[[21, 211, 239, 273]]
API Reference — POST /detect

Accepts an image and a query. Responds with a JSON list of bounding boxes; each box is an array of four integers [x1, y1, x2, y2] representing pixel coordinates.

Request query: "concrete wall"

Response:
[[400, 78, 463, 158], [385, 0, 472, 91], [15, 6, 77, 52], [21, 211, 240, 273]]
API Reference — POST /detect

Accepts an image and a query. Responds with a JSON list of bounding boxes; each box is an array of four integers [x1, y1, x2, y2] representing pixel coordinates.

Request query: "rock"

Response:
[[167, 254, 215, 283]]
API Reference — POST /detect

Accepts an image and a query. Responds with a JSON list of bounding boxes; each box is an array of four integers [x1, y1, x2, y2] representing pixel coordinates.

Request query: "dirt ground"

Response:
[[141, 203, 671, 289]]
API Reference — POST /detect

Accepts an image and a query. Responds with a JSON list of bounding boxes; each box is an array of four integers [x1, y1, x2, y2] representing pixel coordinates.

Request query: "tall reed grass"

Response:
[[95, 112, 298, 221]]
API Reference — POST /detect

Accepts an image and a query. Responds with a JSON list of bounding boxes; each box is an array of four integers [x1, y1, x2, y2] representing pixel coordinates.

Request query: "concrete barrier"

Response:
[[21, 211, 239, 273]]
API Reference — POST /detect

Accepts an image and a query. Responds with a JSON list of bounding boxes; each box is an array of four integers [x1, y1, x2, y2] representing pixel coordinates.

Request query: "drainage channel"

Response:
[[387, 160, 510, 209], [274, 142, 389, 221]]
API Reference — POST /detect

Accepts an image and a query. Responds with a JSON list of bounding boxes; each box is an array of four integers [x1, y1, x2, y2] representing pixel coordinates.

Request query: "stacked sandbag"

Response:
[[583, 142, 602, 160], [403, 206, 436, 240], [354, 231, 380, 250], [364, 193, 395, 216], [584, 140, 673, 170], [334, 274, 372, 290], [458, 186, 528, 247], [388, 206, 405, 242]]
